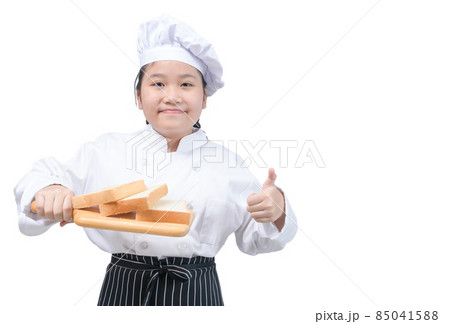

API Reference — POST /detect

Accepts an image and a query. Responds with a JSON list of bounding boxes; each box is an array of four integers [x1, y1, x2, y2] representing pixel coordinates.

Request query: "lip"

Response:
[[160, 109, 185, 114]]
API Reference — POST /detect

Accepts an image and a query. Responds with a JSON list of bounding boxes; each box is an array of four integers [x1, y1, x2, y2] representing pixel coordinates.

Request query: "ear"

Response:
[[136, 91, 143, 110], [202, 88, 207, 109]]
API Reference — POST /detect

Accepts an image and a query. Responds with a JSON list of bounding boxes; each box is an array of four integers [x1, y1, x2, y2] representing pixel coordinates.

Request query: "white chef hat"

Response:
[[137, 14, 224, 96]]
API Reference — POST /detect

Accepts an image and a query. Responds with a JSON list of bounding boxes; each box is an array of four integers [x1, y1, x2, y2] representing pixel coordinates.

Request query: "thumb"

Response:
[[262, 167, 277, 189]]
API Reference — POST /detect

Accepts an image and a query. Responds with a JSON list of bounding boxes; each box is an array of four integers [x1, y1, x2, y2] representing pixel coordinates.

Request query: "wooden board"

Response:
[[73, 207, 194, 237], [30, 202, 194, 237]]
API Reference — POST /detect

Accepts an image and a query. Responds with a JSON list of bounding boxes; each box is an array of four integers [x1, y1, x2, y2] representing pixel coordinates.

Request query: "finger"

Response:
[[62, 194, 73, 223], [262, 167, 277, 189], [250, 212, 273, 223], [60, 221, 69, 227], [249, 208, 271, 219], [247, 192, 265, 206], [43, 195, 56, 220], [34, 195, 45, 217], [53, 194, 65, 222], [247, 200, 269, 213]]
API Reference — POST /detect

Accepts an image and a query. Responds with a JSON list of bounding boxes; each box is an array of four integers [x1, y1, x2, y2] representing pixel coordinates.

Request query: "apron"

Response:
[[97, 253, 224, 306]]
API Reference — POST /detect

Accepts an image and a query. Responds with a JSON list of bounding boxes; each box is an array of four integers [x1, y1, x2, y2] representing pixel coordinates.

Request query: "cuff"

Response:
[[17, 176, 65, 236], [260, 191, 298, 244]]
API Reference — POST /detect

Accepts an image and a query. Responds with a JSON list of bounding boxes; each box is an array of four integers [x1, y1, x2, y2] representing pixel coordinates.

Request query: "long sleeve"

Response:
[[13, 142, 92, 236], [234, 171, 298, 256]]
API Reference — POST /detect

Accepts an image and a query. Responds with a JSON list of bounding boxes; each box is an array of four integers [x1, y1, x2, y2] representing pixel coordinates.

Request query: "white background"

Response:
[[1, 0, 449, 323]]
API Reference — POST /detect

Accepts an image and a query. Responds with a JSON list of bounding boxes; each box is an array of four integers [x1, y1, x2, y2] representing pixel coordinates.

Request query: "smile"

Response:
[[160, 109, 185, 114]]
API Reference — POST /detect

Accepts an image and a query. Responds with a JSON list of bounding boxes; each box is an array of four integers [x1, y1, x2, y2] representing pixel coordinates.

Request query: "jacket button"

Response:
[[140, 241, 148, 249], [177, 243, 188, 250]]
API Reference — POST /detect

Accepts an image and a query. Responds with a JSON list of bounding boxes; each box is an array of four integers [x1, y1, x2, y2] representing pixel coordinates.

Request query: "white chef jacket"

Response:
[[14, 125, 297, 258]]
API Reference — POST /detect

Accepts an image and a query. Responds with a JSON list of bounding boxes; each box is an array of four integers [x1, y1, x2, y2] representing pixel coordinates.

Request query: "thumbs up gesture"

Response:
[[246, 168, 286, 231]]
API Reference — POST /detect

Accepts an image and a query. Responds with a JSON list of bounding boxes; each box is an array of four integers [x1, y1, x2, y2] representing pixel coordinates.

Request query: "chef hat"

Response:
[[137, 14, 224, 96]]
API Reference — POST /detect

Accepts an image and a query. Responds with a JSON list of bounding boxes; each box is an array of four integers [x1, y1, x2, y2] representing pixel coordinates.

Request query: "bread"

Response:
[[71, 180, 147, 209], [99, 184, 168, 216], [136, 200, 193, 225]]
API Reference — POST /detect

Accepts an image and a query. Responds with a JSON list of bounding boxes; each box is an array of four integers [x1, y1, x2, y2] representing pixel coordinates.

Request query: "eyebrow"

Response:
[[147, 73, 199, 79], [148, 73, 165, 79], [179, 73, 198, 79]]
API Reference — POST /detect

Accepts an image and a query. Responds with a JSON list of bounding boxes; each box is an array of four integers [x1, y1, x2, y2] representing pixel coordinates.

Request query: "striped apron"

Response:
[[97, 253, 224, 306]]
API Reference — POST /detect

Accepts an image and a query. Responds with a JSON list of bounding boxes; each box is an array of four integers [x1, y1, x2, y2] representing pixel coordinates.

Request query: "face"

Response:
[[137, 60, 207, 139]]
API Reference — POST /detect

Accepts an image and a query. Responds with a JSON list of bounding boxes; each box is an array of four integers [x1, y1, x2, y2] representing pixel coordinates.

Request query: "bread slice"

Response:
[[71, 180, 147, 209], [99, 184, 168, 216], [136, 200, 192, 225]]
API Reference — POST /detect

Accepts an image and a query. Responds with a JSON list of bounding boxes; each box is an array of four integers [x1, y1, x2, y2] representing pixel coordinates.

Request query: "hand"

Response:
[[34, 184, 74, 226], [246, 168, 286, 229]]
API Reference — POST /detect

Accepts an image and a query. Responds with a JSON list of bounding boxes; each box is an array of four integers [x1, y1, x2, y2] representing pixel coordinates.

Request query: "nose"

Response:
[[161, 85, 181, 105]]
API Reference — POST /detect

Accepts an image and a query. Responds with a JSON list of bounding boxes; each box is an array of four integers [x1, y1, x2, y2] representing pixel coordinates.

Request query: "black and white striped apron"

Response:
[[97, 253, 224, 306]]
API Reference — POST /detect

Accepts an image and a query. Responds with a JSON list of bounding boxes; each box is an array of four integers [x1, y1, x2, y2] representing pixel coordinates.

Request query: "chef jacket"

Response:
[[14, 125, 297, 258]]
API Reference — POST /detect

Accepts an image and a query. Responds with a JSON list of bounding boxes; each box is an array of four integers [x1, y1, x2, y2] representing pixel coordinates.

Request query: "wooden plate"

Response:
[[74, 207, 194, 237], [31, 202, 193, 237]]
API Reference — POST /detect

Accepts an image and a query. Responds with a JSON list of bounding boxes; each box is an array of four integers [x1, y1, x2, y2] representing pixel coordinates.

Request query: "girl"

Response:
[[14, 14, 297, 306]]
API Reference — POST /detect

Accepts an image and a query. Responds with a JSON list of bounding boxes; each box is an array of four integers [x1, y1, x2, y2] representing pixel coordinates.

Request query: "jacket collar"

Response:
[[143, 124, 208, 153]]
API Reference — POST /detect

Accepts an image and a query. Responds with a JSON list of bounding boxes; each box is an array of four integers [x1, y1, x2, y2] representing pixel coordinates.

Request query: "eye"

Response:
[[181, 82, 193, 87], [152, 82, 164, 87]]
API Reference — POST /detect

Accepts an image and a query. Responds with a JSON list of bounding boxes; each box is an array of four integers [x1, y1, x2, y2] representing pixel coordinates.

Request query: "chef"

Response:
[[14, 14, 297, 306]]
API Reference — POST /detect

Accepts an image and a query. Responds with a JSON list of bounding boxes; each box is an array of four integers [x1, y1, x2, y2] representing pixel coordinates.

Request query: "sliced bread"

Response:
[[71, 180, 147, 209], [99, 184, 168, 216], [136, 200, 192, 224]]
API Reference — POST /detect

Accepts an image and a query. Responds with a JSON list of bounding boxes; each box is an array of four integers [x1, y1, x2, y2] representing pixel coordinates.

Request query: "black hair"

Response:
[[135, 63, 206, 129]]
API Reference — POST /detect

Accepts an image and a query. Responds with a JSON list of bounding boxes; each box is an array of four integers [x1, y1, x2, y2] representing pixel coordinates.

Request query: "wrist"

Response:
[[273, 186, 286, 231]]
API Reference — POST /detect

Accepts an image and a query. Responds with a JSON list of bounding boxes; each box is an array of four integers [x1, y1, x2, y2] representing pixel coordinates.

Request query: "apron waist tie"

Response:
[[110, 254, 216, 306]]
